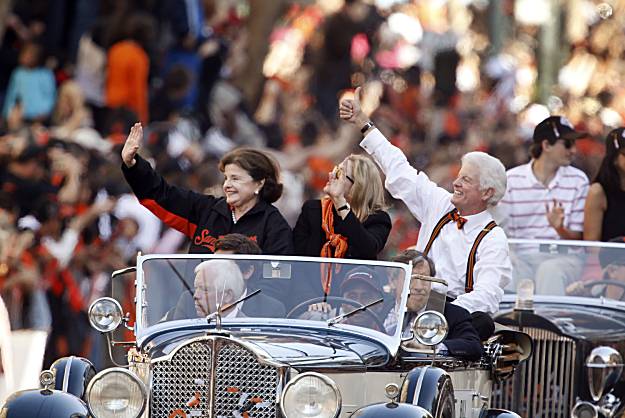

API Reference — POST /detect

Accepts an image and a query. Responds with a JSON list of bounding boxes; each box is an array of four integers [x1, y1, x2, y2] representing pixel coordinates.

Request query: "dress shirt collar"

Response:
[[457, 209, 494, 233]]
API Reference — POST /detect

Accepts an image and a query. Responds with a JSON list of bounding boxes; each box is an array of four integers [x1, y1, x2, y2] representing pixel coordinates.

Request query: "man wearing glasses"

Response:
[[497, 116, 589, 294]]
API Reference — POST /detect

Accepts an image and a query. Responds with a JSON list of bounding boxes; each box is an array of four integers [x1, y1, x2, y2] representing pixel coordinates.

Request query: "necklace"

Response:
[[231, 210, 237, 224]]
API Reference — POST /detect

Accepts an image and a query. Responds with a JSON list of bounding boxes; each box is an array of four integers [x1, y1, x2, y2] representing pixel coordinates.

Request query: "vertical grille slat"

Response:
[[490, 327, 576, 418], [150, 339, 280, 418]]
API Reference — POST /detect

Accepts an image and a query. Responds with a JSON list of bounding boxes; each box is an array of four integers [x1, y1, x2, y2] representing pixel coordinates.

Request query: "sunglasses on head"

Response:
[[332, 166, 354, 184]]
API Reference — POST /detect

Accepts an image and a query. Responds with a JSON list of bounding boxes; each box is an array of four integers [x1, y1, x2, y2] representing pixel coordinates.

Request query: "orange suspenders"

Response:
[[422, 209, 497, 293]]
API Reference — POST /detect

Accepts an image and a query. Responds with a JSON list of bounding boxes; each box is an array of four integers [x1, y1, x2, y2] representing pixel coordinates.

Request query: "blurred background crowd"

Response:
[[0, 0, 624, 370]]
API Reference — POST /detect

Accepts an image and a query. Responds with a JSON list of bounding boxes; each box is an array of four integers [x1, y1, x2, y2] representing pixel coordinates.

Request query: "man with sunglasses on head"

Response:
[[497, 116, 589, 294]]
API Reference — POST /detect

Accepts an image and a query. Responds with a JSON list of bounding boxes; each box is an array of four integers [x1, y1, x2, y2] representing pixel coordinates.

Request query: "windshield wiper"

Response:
[[326, 298, 384, 326], [206, 289, 261, 326]]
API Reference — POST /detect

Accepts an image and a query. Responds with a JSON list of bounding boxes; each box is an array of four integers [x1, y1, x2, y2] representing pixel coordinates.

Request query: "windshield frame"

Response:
[[506, 238, 625, 305], [134, 253, 413, 352]]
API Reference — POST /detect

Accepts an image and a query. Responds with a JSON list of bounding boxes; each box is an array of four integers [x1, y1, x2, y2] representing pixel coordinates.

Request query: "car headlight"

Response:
[[571, 401, 598, 418], [281, 372, 340, 418], [86, 368, 147, 418], [412, 310, 448, 346], [88, 297, 123, 333]]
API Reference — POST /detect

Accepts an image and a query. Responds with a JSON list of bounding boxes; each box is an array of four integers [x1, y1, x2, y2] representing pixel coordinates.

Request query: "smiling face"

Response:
[[451, 162, 490, 215], [222, 163, 264, 210]]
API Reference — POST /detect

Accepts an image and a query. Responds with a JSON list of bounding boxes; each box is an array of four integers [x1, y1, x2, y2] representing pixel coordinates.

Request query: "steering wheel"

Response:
[[286, 296, 386, 331], [583, 280, 625, 301]]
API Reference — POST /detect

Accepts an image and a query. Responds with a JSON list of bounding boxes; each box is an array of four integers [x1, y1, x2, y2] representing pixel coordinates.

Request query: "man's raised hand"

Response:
[[121, 123, 143, 168], [339, 86, 368, 127]]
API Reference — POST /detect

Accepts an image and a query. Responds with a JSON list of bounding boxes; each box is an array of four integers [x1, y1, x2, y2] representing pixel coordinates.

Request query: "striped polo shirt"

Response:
[[498, 162, 589, 239]]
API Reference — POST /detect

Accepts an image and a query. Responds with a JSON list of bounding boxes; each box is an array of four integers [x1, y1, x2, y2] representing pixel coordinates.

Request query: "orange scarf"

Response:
[[320, 198, 348, 295]]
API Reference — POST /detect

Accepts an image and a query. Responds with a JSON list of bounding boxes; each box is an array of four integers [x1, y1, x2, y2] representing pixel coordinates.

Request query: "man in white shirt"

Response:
[[498, 116, 588, 294], [340, 88, 511, 338], [194, 260, 246, 318]]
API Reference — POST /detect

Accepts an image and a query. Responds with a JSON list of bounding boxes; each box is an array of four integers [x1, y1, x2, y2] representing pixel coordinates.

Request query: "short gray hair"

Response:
[[194, 259, 245, 299], [461, 151, 507, 206]]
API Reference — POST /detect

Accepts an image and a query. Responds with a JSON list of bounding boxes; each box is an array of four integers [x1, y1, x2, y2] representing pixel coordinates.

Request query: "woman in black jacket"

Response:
[[121, 122, 293, 255], [293, 154, 391, 259]]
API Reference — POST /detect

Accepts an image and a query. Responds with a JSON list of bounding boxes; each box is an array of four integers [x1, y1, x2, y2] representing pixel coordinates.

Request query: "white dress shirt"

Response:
[[361, 129, 512, 314]]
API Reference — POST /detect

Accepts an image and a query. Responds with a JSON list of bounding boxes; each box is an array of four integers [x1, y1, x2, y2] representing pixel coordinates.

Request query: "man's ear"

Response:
[[542, 139, 551, 151], [482, 187, 495, 203]]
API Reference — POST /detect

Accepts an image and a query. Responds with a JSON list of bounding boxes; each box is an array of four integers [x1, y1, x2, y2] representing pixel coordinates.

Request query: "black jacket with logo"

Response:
[[122, 155, 293, 255]]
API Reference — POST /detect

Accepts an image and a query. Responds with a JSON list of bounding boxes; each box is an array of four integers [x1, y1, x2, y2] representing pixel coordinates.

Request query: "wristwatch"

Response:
[[337, 203, 351, 212], [360, 121, 374, 134]]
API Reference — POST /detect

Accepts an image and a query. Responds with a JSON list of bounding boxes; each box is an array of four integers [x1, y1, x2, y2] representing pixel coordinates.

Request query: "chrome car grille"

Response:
[[150, 337, 281, 418], [491, 327, 577, 418]]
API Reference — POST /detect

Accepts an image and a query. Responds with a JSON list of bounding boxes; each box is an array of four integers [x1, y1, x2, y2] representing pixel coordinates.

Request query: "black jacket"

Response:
[[442, 303, 483, 361], [293, 199, 391, 259], [168, 290, 286, 320], [122, 155, 293, 254]]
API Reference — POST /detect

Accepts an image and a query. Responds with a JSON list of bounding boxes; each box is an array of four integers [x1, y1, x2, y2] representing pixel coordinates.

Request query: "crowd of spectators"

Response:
[[1, 0, 625, 368]]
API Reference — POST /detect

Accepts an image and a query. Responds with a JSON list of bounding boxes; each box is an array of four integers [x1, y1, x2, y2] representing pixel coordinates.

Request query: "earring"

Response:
[[254, 190, 260, 195]]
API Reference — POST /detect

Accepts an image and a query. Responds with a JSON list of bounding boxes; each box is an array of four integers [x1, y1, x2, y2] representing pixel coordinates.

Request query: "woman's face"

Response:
[[333, 158, 355, 195], [222, 164, 263, 209]]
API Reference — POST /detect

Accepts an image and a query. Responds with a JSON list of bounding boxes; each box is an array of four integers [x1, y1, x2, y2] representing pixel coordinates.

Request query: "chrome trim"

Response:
[[62, 355, 73, 392], [150, 335, 287, 418], [508, 237, 625, 249], [490, 327, 576, 417], [412, 365, 430, 405], [134, 254, 412, 356], [571, 401, 598, 418], [280, 372, 341, 418]]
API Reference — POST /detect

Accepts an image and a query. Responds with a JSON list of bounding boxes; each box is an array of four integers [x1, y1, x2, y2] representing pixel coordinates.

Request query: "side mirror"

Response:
[[587, 346, 624, 402]]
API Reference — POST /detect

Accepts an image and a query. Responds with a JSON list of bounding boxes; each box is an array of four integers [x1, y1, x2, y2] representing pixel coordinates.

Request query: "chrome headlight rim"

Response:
[[571, 400, 599, 418], [88, 297, 124, 333], [280, 371, 341, 418], [86, 367, 147, 418], [412, 310, 448, 346]]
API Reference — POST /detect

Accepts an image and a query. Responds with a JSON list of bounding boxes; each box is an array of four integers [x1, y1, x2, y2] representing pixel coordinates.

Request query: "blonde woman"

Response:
[[293, 154, 391, 260]]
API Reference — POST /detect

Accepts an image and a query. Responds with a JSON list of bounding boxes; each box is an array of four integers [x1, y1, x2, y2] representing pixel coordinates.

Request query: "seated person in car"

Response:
[[566, 236, 625, 300], [193, 259, 283, 318], [388, 250, 483, 361], [305, 266, 386, 330]]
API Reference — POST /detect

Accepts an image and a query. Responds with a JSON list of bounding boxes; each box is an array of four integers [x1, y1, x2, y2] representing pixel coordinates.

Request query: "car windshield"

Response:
[[135, 254, 419, 339], [507, 239, 625, 302]]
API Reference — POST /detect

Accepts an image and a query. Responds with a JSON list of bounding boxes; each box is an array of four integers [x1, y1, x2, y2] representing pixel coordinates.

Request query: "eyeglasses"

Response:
[[556, 138, 575, 149], [332, 166, 354, 184]]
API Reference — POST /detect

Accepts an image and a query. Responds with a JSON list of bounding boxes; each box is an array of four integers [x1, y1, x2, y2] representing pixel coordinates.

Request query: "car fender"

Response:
[[400, 365, 455, 418], [50, 356, 96, 400], [479, 408, 521, 418], [349, 402, 433, 417], [1, 388, 90, 418]]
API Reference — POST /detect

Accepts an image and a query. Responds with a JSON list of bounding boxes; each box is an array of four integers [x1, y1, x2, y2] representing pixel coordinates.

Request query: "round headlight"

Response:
[[87, 368, 146, 418], [571, 401, 598, 418], [281, 372, 340, 418], [88, 297, 123, 333], [412, 310, 448, 346]]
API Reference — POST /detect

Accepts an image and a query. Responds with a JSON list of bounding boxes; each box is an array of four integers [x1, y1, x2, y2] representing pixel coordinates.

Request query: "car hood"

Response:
[[498, 297, 625, 342], [143, 326, 390, 369]]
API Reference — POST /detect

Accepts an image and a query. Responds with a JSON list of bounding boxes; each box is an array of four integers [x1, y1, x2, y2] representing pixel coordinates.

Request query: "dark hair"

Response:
[[218, 148, 283, 203], [529, 143, 543, 159], [214, 233, 261, 255], [391, 249, 437, 277], [594, 127, 625, 194]]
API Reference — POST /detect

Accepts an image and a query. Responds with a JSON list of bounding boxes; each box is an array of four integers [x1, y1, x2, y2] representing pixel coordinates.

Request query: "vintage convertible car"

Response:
[[490, 238, 625, 418], [1, 254, 529, 418]]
